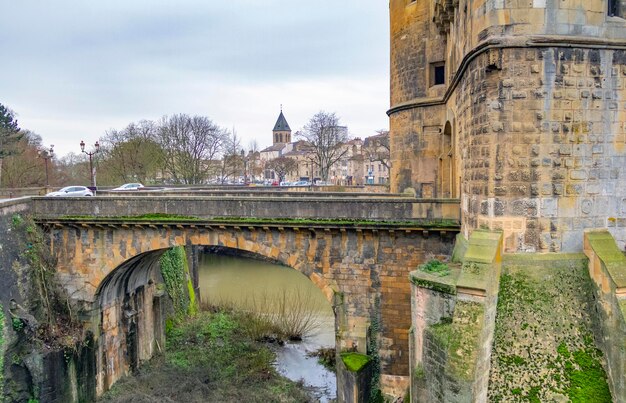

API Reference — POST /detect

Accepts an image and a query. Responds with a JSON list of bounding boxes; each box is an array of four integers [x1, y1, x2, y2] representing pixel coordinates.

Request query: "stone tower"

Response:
[[389, 0, 626, 253], [272, 108, 291, 145]]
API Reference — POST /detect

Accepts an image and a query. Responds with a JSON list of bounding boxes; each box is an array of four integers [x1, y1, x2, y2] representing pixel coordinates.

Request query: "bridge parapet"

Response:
[[31, 196, 461, 223]]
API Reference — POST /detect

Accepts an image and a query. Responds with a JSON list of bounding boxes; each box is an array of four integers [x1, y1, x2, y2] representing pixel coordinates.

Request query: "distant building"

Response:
[[363, 132, 390, 185]]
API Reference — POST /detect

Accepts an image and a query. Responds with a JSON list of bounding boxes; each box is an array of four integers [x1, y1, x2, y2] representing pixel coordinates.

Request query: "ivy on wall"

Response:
[[0, 303, 4, 397], [367, 295, 383, 403], [159, 246, 197, 317]]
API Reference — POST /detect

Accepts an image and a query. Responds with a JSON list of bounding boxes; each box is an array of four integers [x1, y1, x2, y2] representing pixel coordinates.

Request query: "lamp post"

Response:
[[240, 149, 248, 185], [37, 145, 54, 187], [80, 140, 100, 188]]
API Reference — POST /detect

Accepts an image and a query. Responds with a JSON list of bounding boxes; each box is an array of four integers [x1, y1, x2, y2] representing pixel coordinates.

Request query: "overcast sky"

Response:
[[1, 1, 390, 157]]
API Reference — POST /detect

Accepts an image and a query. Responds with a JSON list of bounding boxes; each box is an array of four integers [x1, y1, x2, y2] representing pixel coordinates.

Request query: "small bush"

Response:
[[419, 259, 450, 276], [204, 288, 324, 342], [307, 347, 336, 370]]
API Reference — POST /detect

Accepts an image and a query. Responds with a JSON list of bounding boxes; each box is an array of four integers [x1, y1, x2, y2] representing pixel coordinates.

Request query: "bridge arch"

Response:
[[43, 218, 458, 398], [54, 224, 347, 396]]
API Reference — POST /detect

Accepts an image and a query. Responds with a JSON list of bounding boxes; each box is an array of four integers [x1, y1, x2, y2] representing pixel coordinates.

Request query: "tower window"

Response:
[[430, 62, 446, 86], [609, 0, 620, 17]]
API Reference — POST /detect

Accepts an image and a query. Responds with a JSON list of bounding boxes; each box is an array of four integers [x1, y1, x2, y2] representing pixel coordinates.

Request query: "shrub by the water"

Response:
[[203, 287, 324, 343]]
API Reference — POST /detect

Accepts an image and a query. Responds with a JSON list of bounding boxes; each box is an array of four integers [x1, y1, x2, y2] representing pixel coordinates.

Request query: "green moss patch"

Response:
[[160, 246, 197, 317], [419, 259, 450, 276], [410, 276, 457, 295], [340, 352, 371, 373], [64, 213, 200, 221], [425, 301, 483, 381], [619, 299, 626, 320], [410, 263, 460, 295], [57, 215, 460, 228], [488, 259, 612, 402], [558, 344, 612, 402]]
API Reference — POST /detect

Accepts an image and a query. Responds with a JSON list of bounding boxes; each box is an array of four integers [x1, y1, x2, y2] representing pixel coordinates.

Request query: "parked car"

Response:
[[46, 186, 93, 197], [293, 181, 311, 187], [112, 183, 144, 191]]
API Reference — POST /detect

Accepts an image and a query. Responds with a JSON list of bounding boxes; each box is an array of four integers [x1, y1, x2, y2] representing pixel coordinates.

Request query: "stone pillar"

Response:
[[336, 352, 373, 403]]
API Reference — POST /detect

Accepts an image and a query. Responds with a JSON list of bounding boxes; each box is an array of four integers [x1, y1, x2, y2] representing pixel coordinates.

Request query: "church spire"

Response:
[[272, 107, 292, 145]]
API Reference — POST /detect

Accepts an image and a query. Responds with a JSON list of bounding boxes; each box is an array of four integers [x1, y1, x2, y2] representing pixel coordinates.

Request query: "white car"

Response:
[[112, 183, 144, 191], [46, 186, 93, 197]]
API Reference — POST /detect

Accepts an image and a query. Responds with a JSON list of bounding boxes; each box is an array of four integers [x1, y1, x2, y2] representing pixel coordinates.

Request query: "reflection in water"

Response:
[[198, 252, 336, 402]]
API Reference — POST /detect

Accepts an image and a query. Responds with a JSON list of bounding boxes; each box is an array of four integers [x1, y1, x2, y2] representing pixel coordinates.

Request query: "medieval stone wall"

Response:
[[458, 47, 626, 252], [389, 0, 626, 252]]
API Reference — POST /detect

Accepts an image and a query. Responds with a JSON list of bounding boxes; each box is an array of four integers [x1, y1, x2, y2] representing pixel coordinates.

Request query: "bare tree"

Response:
[[298, 111, 349, 181], [363, 130, 390, 170], [218, 129, 243, 184], [248, 139, 259, 154], [55, 152, 89, 185], [98, 120, 163, 185], [156, 114, 229, 184], [266, 156, 297, 183]]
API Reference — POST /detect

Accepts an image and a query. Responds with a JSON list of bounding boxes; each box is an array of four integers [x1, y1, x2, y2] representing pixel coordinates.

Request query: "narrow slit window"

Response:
[[431, 62, 446, 86], [609, 0, 620, 17]]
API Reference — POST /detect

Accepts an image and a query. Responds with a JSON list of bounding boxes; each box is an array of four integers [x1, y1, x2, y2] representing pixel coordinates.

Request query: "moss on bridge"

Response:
[[160, 246, 197, 317], [56, 214, 460, 228]]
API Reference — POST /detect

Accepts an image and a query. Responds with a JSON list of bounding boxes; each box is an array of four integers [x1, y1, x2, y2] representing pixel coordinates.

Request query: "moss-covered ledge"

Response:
[[337, 352, 374, 402], [457, 230, 502, 296], [583, 230, 626, 401], [409, 263, 461, 295], [340, 352, 372, 373], [584, 230, 626, 291]]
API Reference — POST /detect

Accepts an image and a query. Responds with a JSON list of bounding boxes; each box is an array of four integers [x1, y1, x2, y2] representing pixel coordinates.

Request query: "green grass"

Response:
[[99, 310, 312, 402]]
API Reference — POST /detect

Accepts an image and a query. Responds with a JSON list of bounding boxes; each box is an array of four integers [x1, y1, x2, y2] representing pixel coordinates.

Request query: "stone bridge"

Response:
[[30, 195, 461, 398]]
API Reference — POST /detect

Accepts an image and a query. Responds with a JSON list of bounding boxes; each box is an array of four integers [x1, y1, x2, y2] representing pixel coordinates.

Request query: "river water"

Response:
[[198, 252, 337, 402]]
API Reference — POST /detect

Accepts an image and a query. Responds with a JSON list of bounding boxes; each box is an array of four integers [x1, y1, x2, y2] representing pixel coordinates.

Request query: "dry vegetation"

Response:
[[98, 310, 313, 403], [203, 288, 325, 343]]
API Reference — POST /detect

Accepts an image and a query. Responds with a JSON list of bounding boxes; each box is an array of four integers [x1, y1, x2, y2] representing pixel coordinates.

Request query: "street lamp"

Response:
[[80, 140, 100, 188], [240, 149, 248, 185], [37, 145, 54, 187]]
